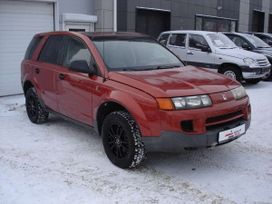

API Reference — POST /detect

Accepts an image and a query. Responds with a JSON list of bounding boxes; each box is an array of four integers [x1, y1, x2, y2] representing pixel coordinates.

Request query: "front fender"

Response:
[[104, 90, 160, 137]]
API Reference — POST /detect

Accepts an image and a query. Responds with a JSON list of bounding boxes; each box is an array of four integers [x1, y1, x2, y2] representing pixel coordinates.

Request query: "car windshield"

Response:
[[207, 33, 237, 49], [92, 38, 183, 71], [244, 34, 270, 48]]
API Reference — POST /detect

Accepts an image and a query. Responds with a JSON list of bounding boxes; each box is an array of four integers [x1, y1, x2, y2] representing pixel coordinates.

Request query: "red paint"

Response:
[[21, 31, 250, 137]]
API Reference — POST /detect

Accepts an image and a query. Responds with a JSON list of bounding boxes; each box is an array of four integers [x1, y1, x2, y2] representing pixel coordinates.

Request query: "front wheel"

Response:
[[262, 70, 272, 81], [221, 66, 242, 82], [102, 111, 145, 169]]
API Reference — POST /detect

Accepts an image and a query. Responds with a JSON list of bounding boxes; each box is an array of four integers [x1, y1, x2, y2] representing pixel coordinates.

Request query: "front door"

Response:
[[167, 33, 188, 63], [186, 34, 214, 69], [56, 36, 97, 125]]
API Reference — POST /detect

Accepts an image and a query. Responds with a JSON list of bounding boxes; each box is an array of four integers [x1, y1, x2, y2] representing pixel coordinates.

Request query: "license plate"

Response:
[[218, 124, 245, 143]]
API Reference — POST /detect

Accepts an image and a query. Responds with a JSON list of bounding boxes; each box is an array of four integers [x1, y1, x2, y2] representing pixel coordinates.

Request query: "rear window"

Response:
[[158, 33, 170, 46], [38, 35, 65, 65], [24, 36, 42, 60]]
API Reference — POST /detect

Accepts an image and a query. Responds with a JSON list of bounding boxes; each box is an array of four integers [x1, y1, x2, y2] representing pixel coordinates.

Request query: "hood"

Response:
[[254, 47, 272, 59], [108, 66, 240, 98], [215, 47, 266, 60]]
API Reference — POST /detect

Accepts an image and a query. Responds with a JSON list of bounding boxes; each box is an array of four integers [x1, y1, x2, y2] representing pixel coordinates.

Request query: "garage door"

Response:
[[0, 1, 54, 96]]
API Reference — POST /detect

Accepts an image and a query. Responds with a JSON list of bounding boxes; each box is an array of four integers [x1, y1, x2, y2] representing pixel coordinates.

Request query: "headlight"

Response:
[[231, 86, 247, 100], [171, 95, 212, 109], [243, 58, 258, 67]]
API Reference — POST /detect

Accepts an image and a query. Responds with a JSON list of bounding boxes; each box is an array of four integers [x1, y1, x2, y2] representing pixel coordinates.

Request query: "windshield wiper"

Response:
[[219, 47, 236, 49], [121, 67, 156, 71], [120, 64, 181, 72], [156, 64, 181, 69]]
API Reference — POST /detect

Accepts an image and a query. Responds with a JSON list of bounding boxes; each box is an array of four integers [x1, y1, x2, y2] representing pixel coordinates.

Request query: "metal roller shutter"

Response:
[[0, 0, 54, 96]]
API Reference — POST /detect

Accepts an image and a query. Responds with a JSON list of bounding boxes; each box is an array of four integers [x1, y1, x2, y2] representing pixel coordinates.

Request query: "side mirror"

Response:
[[201, 45, 212, 53], [242, 43, 252, 50], [70, 60, 94, 74]]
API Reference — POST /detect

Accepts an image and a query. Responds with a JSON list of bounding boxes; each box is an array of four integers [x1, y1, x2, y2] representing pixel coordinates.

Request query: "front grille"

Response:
[[206, 117, 244, 131], [257, 59, 270, 67], [206, 110, 244, 127]]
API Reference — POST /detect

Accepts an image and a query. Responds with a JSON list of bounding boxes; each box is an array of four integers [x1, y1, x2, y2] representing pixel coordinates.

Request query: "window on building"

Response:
[[252, 10, 264, 32], [268, 14, 272, 33], [195, 15, 237, 32], [169, 34, 186, 47]]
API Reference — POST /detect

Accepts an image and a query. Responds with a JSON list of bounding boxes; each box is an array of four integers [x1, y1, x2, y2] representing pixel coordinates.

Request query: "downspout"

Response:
[[113, 0, 117, 32]]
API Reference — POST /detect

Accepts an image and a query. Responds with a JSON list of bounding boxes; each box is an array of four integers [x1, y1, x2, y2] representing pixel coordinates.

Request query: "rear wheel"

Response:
[[245, 78, 261, 84], [221, 66, 242, 82], [102, 111, 145, 169], [25, 87, 49, 124]]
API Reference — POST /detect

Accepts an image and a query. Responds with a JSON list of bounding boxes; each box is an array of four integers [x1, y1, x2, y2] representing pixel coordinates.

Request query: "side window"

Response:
[[233, 36, 250, 48], [38, 36, 64, 65], [189, 34, 209, 50], [24, 36, 42, 60], [158, 34, 170, 46], [169, 34, 186, 47], [256, 35, 271, 45], [63, 37, 93, 70]]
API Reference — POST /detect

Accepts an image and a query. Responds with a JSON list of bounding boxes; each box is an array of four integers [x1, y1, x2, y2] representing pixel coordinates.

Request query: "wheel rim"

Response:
[[224, 70, 237, 80], [107, 124, 129, 159], [26, 95, 37, 119]]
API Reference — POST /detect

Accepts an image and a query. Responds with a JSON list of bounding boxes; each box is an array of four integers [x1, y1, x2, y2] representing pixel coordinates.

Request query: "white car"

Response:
[[158, 30, 271, 84]]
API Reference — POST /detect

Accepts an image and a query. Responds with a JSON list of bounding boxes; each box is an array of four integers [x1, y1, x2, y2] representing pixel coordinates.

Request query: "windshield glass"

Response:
[[207, 33, 237, 48], [244, 34, 270, 48], [92, 38, 183, 71]]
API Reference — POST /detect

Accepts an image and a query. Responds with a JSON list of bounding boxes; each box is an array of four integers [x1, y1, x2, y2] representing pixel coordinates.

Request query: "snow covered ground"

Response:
[[0, 82, 272, 204]]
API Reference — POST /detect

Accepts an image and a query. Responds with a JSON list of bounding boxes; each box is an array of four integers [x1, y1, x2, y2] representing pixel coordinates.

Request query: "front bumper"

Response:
[[241, 66, 271, 79], [142, 118, 250, 152]]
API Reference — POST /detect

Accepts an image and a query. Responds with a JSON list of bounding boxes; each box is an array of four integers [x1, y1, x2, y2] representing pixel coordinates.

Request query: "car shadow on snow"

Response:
[[143, 144, 239, 174], [36, 109, 243, 175], [243, 81, 270, 90]]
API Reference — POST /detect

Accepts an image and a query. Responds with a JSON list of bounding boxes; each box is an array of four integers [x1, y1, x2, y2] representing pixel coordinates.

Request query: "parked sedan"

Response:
[[224, 32, 272, 80]]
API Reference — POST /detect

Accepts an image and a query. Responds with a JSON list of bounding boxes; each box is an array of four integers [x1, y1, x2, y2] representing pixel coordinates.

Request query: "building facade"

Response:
[[117, 0, 272, 37], [1, 0, 272, 96]]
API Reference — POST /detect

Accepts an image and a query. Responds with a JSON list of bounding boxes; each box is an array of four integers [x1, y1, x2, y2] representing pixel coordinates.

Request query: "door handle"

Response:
[[35, 68, 40, 74], [59, 73, 65, 80], [187, 51, 194, 55]]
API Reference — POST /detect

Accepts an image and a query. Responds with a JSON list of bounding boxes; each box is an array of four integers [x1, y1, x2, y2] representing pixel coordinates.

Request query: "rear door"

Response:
[[56, 36, 98, 125], [33, 35, 65, 111], [186, 34, 214, 68]]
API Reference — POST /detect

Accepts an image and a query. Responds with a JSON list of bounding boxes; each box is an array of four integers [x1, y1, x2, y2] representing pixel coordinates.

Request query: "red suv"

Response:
[[21, 32, 251, 168]]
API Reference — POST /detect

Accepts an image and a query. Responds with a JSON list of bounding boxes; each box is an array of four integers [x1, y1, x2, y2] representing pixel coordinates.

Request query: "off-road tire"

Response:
[[102, 111, 145, 169], [25, 87, 49, 124], [221, 66, 242, 82]]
